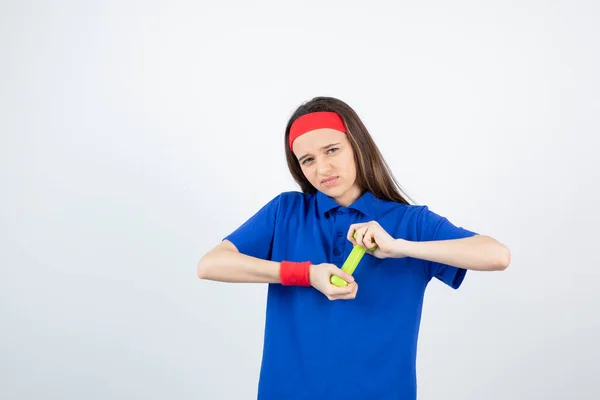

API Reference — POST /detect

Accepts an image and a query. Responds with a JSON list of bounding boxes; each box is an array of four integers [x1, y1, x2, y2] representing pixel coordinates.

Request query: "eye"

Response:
[[326, 147, 339, 154], [301, 157, 313, 165]]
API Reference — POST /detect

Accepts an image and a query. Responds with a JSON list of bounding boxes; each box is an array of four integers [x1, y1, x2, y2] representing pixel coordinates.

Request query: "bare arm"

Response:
[[197, 240, 282, 283], [394, 235, 511, 271], [198, 240, 362, 301], [350, 221, 511, 272]]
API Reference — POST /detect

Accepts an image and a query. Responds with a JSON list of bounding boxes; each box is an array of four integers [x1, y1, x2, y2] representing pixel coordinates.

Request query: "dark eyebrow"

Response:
[[297, 143, 341, 163]]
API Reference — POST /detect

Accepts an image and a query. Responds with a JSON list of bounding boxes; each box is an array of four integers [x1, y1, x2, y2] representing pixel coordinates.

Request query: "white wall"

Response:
[[1, 1, 599, 399]]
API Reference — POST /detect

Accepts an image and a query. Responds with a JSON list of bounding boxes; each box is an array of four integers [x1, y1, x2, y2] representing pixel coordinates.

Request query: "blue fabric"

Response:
[[224, 190, 477, 399]]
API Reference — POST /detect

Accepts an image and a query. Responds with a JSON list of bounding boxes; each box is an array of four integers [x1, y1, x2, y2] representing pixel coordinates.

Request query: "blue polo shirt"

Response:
[[224, 190, 477, 399]]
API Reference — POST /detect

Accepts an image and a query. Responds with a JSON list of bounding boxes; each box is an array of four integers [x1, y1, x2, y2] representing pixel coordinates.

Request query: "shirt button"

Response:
[[333, 249, 341, 256], [337, 232, 343, 237]]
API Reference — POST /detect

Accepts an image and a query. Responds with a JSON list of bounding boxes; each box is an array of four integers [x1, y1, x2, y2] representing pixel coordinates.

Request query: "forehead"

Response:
[[292, 128, 348, 154]]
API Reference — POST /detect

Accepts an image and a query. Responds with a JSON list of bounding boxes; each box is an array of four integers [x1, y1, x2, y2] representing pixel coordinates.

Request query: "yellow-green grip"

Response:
[[329, 233, 377, 287]]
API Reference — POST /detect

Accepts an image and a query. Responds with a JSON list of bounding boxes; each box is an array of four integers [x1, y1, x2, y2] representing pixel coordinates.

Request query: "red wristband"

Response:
[[280, 261, 312, 286]]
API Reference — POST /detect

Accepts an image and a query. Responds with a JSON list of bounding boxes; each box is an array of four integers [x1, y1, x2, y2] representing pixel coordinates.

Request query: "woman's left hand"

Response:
[[347, 221, 406, 259]]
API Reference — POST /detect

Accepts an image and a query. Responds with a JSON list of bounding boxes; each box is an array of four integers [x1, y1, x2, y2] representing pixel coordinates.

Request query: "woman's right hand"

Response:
[[309, 263, 358, 300]]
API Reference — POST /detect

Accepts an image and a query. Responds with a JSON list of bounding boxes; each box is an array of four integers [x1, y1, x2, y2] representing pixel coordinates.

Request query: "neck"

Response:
[[334, 185, 363, 207]]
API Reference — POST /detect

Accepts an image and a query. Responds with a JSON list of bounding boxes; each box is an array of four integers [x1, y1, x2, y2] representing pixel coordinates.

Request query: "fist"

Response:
[[309, 263, 359, 300]]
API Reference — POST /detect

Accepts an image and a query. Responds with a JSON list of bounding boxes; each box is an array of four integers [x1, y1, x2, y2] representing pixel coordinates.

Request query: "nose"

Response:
[[316, 156, 333, 176]]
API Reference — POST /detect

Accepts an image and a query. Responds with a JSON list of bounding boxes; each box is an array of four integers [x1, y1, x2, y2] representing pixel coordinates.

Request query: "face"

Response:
[[292, 128, 361, 207]]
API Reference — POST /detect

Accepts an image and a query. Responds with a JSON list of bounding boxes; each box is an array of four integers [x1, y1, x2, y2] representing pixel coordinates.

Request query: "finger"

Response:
[[329, 265, 355, 283], [362, 224, 378, 248], [327, 280, 355, 296], [353, 226, 365, 247], [346, 224, 357, 243], [327, 288, 353, 299], [347, 223, 366, 244], [365, 230, 377, 250], [326, 282, 356, 300], [331, 282, 358, 300], [341, 282, 359, 299], [346, 225, 356, 243], [356, 226, 370, 248]]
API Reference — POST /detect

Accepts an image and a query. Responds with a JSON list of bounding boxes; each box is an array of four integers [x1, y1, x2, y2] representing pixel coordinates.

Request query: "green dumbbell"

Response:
[[330, 232, 377, 287]]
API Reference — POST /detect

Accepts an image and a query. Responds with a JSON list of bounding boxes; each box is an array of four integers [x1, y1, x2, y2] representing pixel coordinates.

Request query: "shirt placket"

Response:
[[331, 208, 350, 267]]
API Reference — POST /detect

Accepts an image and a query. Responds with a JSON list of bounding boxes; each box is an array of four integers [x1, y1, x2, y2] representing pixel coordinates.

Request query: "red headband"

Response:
[[289, 111, 347, 150]]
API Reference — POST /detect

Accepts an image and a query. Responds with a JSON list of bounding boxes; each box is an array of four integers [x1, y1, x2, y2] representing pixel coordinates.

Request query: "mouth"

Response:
[[321, 176, 339, 187]]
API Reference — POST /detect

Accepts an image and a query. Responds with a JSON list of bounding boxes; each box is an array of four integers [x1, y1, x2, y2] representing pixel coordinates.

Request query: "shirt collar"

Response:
[[316, 189, 386, 219]]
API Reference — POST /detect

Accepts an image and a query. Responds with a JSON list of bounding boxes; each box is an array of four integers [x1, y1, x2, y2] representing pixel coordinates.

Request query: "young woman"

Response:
[[197, 96, 510, 399]]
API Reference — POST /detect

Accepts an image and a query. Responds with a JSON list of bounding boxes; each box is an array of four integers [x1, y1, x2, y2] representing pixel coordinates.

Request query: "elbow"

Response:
[[197, 242, 236, 280], [197, 254, 213, 279], [494, 245, 511, 271], [197, 265, 207, 279], [480, 236, 510, 271]]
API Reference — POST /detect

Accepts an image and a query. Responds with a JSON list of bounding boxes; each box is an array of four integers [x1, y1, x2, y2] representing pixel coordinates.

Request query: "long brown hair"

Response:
[[284, 96, 413, 205]]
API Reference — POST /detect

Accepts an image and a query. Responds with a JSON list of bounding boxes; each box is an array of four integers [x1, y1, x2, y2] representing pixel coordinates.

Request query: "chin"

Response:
[[322, 184, 347, 198]]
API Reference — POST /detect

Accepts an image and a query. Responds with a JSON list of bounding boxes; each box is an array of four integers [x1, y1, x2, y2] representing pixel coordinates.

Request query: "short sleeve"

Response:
[[417, 206, 478, 289], [223, 194, 282, 260]]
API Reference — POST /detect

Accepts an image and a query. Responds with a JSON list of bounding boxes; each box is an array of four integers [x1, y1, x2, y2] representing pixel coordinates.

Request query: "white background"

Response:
[[1, 1, 599, 399]]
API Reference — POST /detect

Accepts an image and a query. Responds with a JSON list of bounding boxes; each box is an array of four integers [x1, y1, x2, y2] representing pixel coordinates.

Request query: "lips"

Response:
[[321, 176, 339, 187]]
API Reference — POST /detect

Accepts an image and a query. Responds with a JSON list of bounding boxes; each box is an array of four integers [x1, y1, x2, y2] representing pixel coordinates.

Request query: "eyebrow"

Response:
[[297, 143, 341, 163]]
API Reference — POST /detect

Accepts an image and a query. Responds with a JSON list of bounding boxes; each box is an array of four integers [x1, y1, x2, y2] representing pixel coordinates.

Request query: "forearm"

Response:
[[397, 235, 511, 271], [197, 248, 282, 283]]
